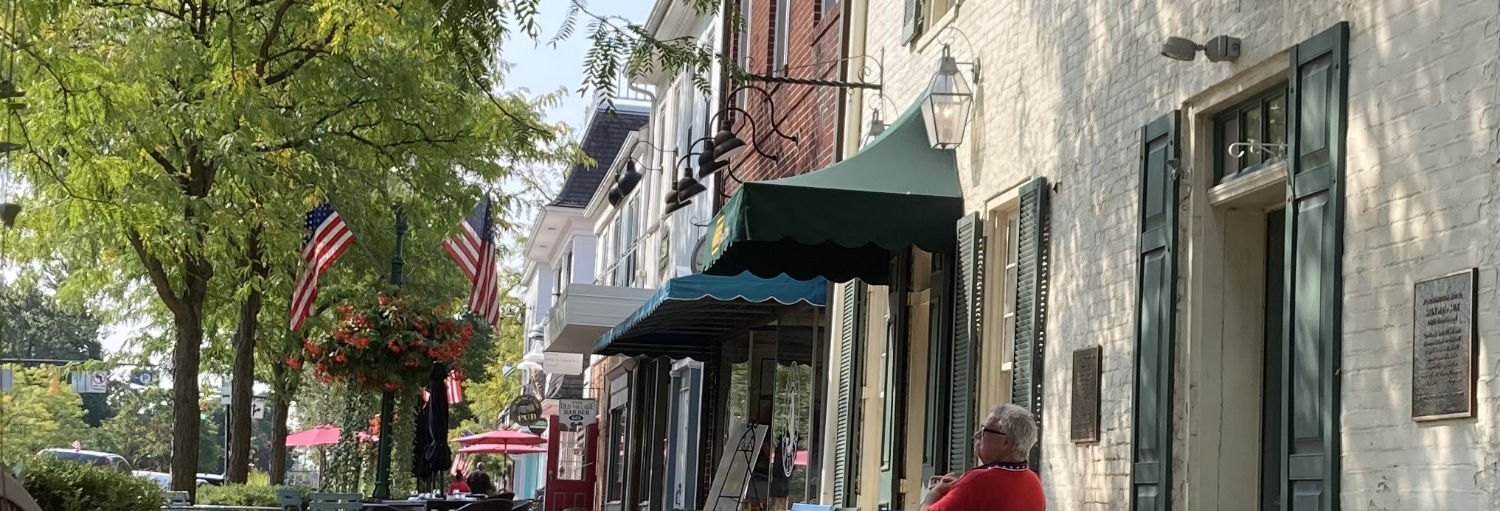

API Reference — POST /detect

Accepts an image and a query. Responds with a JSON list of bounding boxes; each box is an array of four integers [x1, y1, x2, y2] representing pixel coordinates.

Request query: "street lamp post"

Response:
[[373, 206, 407, 500]]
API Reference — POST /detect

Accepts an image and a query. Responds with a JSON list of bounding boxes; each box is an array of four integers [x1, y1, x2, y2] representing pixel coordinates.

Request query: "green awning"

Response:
[[592, 272, 828, 359], [695, 101, 963, 285]]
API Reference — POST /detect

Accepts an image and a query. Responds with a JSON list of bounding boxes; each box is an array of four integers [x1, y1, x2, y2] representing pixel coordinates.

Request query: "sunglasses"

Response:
[[973, 426, 1007, 438]]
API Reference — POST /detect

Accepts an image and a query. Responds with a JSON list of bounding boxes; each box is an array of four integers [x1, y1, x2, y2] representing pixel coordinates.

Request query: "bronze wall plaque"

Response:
[[1071, 346, 1102, 442], [1412, 268, 1478, 421]]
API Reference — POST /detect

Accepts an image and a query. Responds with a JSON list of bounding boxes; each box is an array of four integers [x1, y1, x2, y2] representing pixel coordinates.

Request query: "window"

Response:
[[772, 0, 790, 73], [1214, 86, 1288, 183], [556, 426, 588, 480], [605, 406, 628, 502], [904, 0, 957, 43], [610, 197, 639, 287], [977, 207, 1019, 411]]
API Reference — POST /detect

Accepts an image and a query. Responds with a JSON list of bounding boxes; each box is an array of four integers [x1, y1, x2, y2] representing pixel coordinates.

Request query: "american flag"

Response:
[[289, 202, 356, 331], [441, 198, 500, 326], [422, 371, 465, 404]]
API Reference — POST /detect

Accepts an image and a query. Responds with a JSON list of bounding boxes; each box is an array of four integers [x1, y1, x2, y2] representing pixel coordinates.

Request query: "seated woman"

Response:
[[448, 470, 472, 495]]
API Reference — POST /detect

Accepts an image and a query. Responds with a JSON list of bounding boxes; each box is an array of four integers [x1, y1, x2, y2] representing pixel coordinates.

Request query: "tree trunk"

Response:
[[170, 311, 206, 494], [228, 229, 267, 484], [269, 344, 291, 486]]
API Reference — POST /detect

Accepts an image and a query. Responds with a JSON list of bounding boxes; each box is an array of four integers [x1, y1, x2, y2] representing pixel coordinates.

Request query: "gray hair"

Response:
[[988, 404, 1037, 461]]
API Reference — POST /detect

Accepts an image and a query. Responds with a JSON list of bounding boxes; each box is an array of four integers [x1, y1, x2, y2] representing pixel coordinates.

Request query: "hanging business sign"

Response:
[[251, 398, 268, 420], [509, 395, 544, 427], [556, 399, 596, 428]]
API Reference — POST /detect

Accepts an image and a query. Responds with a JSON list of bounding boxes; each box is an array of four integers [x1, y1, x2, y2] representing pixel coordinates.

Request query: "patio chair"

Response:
[[277, 487, 304, 511], [307, 492, 362, 511], [164, 491, 192, 509], [0, 472, 41, 511]]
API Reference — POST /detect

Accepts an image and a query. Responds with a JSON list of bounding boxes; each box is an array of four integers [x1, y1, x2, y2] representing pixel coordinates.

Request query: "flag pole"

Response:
[[373, 205, 407, 500]]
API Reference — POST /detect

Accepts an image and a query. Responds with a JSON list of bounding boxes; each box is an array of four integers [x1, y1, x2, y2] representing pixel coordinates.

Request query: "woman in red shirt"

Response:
[[921, 404, 1046, 511], [448, 470, 472, 495]]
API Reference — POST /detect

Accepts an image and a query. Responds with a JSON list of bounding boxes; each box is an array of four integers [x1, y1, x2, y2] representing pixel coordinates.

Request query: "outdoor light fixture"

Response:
[[606, 160, 645, 208], [921, 45, 977, 150], [862, 108, 887, 148], [698, 130, 746, 178], [1161, 35, 1241, 62], [617, 160, 643, 195]]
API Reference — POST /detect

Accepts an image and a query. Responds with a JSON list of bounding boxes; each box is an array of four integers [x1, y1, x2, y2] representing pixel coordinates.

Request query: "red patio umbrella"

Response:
[[456, 444, 547, 455], [454, 429, 546, 447]]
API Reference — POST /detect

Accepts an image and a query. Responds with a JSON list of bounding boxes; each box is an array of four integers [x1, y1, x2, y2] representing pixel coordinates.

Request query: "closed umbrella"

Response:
[[421, 363, 452, 478]]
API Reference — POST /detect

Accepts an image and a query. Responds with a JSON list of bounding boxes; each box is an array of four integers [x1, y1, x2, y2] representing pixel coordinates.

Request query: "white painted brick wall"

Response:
[[855, 0, 1500, 509]]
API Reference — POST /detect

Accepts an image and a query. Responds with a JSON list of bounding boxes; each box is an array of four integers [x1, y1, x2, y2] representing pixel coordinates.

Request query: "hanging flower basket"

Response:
[[293, 292, 492, 391]]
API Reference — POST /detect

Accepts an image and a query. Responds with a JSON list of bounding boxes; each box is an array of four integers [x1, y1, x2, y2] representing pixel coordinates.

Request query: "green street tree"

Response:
[[3, 0, 575, 491], [0, 284, 112, 426], [0, 366, 92, 462]]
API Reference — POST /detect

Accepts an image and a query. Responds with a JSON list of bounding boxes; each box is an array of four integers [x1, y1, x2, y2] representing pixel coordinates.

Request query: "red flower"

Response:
[[382, 382, 400, 391], [387, 340, 403, 353], [334, 353, 348, 364], [404, 359, 421, 368], [378, 295, 391, 306], [287, 357, 303, 370]]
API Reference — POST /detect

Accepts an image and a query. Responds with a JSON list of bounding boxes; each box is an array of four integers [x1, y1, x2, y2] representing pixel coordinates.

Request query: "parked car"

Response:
[[36, 449, 133, 472], [132, 470, 171, 489], [133, 471, 211, 488]]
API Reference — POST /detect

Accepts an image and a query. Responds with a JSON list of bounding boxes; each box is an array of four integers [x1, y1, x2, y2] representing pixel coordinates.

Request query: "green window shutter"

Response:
[[949, 213, 984, 472], [1281, 22, 1347, 511], [879, 253, 911, 507], [901, 0, 922, 44], [922, 255, 953, 483], [1013, 177, 1051, 472], [1130, 110, 1180, 511], [832, 281, 866, 507]]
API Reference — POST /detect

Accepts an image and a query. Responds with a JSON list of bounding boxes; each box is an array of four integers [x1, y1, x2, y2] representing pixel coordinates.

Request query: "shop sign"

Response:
[[509, 395, 545, 427], [557, 399, 596, 428]]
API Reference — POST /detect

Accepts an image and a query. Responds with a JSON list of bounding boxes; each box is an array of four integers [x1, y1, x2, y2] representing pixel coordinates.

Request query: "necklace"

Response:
[[977, 460, 1030, 471]]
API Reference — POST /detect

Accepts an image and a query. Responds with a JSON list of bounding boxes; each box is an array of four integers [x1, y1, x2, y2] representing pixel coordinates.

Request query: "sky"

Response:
[[87, 0, 657, 358]]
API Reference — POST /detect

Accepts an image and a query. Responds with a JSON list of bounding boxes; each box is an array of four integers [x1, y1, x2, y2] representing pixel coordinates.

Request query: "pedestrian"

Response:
[[468, 462, 494, 496], [920, 404, 1046, 511], [448, 470, 472, 495]]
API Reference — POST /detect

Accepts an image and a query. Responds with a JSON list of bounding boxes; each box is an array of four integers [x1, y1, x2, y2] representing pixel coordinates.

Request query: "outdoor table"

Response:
[[161, 506, 282, 511], [360, 498, 475, 511]]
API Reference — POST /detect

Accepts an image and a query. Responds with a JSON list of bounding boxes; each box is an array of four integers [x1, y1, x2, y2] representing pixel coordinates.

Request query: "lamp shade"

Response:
[[618, 161, 642, 196], [921, 48, 974, 150]]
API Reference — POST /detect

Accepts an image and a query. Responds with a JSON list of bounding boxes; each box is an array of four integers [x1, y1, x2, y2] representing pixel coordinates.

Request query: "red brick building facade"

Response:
[[718, 0, 845, 198]]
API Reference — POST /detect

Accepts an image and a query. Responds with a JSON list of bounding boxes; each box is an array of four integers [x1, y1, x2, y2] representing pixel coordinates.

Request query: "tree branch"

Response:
[[87, 0, 184, 20], [255, 0, 296, 78], [263, 26, 340, 86], [127, 229, 187, 318]]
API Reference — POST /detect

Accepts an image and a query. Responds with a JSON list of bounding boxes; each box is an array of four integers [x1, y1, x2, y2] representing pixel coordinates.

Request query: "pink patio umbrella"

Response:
[[454, 429, 546, 447], [285, 425, 341, 447], [284, 425, 377, 447], [456, 444, 547, 455]]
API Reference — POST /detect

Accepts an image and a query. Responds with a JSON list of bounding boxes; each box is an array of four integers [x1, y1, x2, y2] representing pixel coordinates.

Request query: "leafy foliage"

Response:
[[0, 284, 111, 425], [14, 456, 164, 511], [197, 483, 311, 507], [92, 386, 175, 472], [0, 366, 93, 462]]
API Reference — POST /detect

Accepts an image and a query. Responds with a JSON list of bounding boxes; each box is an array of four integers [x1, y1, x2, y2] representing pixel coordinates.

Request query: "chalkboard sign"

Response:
[[1070, 346, 1101, 443], [1411, 269, 1477, 421]]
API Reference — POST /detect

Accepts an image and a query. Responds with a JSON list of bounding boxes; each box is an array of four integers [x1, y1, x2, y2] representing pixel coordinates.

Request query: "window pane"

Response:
[[1268, 93, 1288, 155], [1240, 106, 1263, 168]]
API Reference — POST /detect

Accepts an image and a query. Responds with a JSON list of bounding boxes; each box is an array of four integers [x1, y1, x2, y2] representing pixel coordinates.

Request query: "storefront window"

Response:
[[606, 406, 628, 502]]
